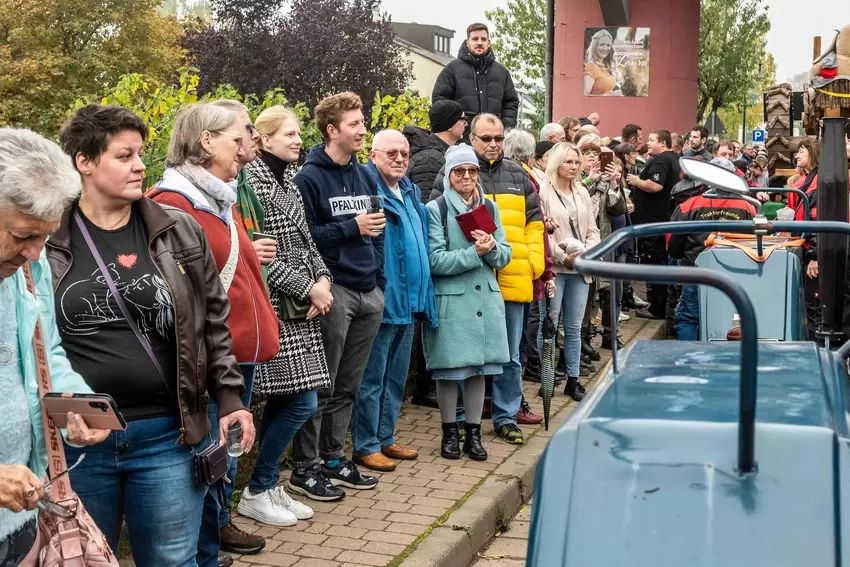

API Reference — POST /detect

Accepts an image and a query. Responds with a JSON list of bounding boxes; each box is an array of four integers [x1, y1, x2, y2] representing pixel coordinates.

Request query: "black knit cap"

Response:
[[430, 100, 465, 133], [535, 140, 555, 159]]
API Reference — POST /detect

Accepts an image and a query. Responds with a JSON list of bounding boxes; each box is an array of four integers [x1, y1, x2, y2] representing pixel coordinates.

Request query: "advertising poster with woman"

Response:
[[583, 27, 651, 97]]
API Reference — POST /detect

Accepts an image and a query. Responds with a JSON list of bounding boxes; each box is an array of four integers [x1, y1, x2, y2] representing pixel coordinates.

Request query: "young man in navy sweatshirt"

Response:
[[288, 92, 386, 502]]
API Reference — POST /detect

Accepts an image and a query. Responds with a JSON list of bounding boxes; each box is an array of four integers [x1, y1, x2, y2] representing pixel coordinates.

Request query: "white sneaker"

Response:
[[272, 485, 314, 520], [619, 312, 630, 322], [237, 487, 299, 526]]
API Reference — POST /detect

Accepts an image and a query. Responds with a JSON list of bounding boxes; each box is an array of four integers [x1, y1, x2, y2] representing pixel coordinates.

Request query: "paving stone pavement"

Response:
[[228, 312, 663, 567], [466, 500, 533, 567]]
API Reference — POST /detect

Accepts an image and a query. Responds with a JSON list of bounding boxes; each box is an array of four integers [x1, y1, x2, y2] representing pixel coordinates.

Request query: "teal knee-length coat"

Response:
[[422, 187, 513, 371]]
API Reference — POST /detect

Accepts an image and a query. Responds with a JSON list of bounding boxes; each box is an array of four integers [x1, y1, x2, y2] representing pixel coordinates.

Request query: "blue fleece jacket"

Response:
[[294, 145, 385, 292], [366, 163, 438, 327]]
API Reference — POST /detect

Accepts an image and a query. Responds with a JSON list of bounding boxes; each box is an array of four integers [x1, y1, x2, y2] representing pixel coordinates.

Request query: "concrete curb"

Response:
[[397, 319, 667, 567]]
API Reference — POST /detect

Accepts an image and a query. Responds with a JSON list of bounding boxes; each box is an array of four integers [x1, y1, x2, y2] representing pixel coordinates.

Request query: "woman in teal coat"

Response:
[[423, 145, 512, 463]]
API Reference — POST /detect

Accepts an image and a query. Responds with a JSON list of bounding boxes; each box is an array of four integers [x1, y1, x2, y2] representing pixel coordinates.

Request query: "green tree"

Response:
[[485, 0, 546, 131], [357, 90, 431, 163], [716, 53, 776, 141], [0, 0, 185, 135], [697, 0, 771, 122]]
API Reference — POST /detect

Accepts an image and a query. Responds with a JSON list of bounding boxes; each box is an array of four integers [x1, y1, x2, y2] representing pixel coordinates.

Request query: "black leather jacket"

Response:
[[46, 197, 245, 445]]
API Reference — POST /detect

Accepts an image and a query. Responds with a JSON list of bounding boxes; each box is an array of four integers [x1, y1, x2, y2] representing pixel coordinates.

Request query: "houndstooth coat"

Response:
[[246, 155, 332, 396]]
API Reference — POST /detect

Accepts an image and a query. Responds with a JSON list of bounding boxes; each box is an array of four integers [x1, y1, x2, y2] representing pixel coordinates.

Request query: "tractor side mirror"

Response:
[[679, 157, 750, 197]]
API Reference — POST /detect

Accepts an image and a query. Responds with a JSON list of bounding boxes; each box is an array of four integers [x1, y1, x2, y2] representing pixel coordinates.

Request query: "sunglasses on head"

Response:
[[373, 148, 410, 160], [474, 134, 505, 144]]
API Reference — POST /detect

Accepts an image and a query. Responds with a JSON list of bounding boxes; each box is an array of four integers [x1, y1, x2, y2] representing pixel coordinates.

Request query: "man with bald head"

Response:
[[351, 130, 437, 472]]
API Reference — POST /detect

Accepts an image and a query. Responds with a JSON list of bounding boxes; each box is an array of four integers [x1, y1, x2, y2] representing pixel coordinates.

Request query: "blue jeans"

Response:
[[491, 301, 528, 429], [352, 323, 415, 456], [198, 364, 255, 567], [675, 284, 700, 341], [542, 274, 589, 377], [65, 417, 206, 567], [248, 389, 318, 493]]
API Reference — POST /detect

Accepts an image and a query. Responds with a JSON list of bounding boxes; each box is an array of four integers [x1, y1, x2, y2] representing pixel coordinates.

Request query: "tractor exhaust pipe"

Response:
[[816, 117, 850, 347]]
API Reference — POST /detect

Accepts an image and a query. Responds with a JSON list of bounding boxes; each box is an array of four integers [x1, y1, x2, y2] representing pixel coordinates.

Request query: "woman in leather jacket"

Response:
[[48, 104, 255, 567]]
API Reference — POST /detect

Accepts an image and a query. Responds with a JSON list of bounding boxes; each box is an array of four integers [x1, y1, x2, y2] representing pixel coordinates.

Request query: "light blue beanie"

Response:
[[444, 144, 479, 173], [710, 157, 735, 172]]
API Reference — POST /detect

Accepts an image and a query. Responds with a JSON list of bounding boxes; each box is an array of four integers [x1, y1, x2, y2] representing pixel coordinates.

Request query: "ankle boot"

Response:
[[441, 423, 461, 459], [581, 325, 601, 361], [564, 377, 586, 402], [462, 424, 488, 461]]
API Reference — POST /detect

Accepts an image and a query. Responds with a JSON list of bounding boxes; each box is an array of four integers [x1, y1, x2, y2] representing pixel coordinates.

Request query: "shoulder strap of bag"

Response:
[[73, 213, 170, 395], [22, 263, 73, 502], [437, 195, 450, 247], [219, 215, 239, 293]]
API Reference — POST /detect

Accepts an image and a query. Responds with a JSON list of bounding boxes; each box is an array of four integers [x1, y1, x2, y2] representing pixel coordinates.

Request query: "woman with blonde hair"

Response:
[[583, 29, 620, 96], [538, 143, 600, 401], [235, 105, 333, 522]]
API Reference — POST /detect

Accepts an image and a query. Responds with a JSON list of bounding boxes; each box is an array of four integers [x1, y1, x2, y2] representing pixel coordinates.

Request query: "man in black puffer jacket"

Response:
[[403, 100, 466, 204], [433, 23, 520, 129]]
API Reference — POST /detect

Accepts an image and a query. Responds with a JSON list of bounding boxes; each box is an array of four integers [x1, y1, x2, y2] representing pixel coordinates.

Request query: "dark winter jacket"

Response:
[[293, 144, 385, 292], [432, 43, 520, 128], [667, 186, 757, 266], [403, 126, 450, 204]]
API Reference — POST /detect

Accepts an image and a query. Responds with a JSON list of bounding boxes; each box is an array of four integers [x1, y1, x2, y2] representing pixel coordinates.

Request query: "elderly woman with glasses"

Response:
[[423, 145, 512, 462], [0, 128, 112, 564], [147, 103, 281, 565], [49, 104, 255, 567]]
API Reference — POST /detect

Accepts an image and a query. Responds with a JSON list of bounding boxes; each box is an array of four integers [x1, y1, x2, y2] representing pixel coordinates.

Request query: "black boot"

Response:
[[581, 325, 601, 361], [462, 424, 488, 461], [564, 377, 586, 402], [601, 335, 625, 350], [441, 423, 461, 459], [524, 356, 541, 382]]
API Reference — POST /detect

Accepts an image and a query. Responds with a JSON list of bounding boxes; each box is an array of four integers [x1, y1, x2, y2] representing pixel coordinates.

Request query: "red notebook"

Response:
[[456, 204, 498, 243]]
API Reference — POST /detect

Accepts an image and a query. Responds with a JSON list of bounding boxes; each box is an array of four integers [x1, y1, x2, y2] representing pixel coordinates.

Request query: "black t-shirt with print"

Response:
[[55, 209, 178, 420], [632, 150, 680, 224]]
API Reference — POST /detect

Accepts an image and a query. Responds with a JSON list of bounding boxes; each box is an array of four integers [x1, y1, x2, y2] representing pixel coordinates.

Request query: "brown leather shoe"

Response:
[[382, 443, 419, 461], [220, 519, 266, 555], [353, 452, 397, 472]]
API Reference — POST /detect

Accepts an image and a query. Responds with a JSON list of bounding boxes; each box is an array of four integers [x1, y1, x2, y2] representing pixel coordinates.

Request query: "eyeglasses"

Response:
[[246, 123, 256, 136], [451, 167, 479, 178], [473, 134, 505, 144], [36, 454, 86, 519], [373, 148, 410, 161], [212, 131, 244, 149]]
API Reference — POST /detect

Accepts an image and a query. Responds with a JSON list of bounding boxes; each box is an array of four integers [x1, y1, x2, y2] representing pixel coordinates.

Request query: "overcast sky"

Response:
[[378, 0, 850, 82]]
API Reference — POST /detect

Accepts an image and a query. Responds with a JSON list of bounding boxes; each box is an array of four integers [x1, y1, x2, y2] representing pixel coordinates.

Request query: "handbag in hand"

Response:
[[74, 212, 228, 488], [279, 294, 311, 322], [20, 263, 119, 567]]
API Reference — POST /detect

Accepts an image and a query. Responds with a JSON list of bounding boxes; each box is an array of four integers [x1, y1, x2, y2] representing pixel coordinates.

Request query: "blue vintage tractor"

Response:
[[527, 117, 850, 566], [693, 180, 813, 341]]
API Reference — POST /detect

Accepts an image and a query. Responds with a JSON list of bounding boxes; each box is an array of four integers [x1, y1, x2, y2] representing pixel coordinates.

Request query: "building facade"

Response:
[[553, 0, 699, 137]]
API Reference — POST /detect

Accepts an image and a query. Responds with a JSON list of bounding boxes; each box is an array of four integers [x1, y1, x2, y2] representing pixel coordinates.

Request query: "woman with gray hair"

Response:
[[0, 128, 111, 563], [49, 104, 255, 567]]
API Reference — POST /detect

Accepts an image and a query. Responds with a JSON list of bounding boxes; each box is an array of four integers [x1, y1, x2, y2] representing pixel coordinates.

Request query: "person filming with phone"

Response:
[[0, 128, 111, 563]]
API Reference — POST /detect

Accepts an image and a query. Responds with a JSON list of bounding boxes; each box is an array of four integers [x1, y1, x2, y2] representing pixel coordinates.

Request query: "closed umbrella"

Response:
[[541, 295, 557, 430]]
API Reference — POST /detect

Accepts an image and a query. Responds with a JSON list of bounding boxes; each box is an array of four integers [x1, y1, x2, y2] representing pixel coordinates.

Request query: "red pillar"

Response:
[[553, 0, 700, 138]]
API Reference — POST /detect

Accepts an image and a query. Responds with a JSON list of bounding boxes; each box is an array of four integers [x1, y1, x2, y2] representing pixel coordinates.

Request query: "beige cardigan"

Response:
[[539, 177, 601, 282]]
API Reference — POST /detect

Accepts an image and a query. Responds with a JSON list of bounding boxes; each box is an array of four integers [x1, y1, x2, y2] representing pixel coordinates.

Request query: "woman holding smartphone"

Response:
[[235, 106, 332, 525]]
